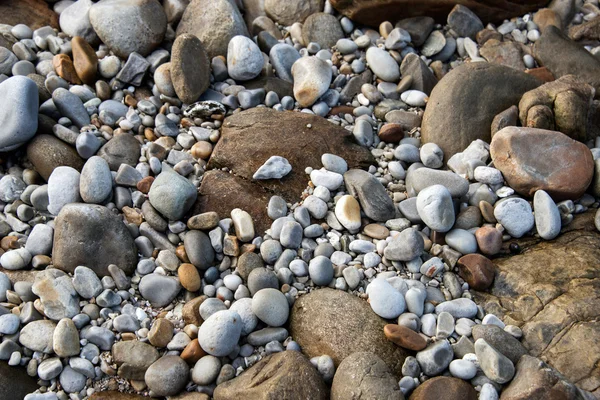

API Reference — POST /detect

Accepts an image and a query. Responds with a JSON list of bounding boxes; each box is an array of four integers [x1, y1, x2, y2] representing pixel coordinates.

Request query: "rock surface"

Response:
[[289, 288, 410, 376], [421, 62, 541, 161], [0, 0, 58, 29], [408, 376, 477, 400], [213, 351, 328, 400], [474, 211, 600, 395], [490, 127, 593, 200], [52, 204, 137, 277], [329, 0, 549, 27]]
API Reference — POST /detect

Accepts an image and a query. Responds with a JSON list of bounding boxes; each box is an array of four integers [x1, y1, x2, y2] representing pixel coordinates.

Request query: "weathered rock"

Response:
[[171, 34, 210, 104], [474, 211, 600, 395], [265, 0, 323, 25], [501, 355, 590, 400], [518, 75, 594, 143], [480, 40, 525, 70], [301, 13, 344, 50], [197, 108, 373, 233], [534, 25, 600, 93], [176, 0, 249, 58], [112, 341, 159, 380], [0, 76, 39, 152], [0, 0, 59, 30], [32, 269, 79, 320], [52, 204, 137, 277], [490, 127, 593, 200], [421, 62, 541, 161], [331, 352, 404, 400], [213, 351, 328, 400], [409, 376, 477, 400], [329, 0, 549, 27], [289, 288, 410, 376]]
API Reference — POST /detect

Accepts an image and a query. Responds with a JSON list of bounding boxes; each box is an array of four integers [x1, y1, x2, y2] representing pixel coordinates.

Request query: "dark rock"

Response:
[[53, 204, 137, 277], [27, 134, 84, 181], [329, 0, 550, 27], [171, 34, 210, 104], [534, 25, 600, 93], [184, 230, 215, 270], [340, 70, 373, 104], [421, 62, 542, 161], [243, 76, 293, 98], [400, 53, 437, 95], [97, 133, 142, 171], [0, 361, 40, 400], [289, 288, 411, 376], [344, 169, 396, 222], [396, 17, 434, 47], [301, 13, 344, 49], [447, 4, 483, 39], [213, 351, 328, 400]]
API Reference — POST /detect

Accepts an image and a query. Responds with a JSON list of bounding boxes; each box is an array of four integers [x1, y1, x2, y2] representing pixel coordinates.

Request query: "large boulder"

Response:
[[89, 0, 167, 58], [52, 204, 137, 277], [421, 62, 541, 161], [176, 0, 249, 58], [0, 0, 58, 29], [195, 108, 373, 233], [490, 127, 593, 201], [534, 25, 600, 93], [289, 288, 411, 376], [329, 0, 549, 27], [213, 350, 328, 400], [474, 211, 600, 395]]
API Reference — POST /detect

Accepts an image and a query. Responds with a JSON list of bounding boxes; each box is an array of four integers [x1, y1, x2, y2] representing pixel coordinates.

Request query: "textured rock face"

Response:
[[213, 350, 328, 400], [490, 127, 594, 201], [0, 0, 59, 29], [421, 62, 541, 161], [328, 0, 549, 27], [194, 108, 373, 233], [474, 211, 600, 396], [289, 288, 411, 376], [52, 204, 137, 277]]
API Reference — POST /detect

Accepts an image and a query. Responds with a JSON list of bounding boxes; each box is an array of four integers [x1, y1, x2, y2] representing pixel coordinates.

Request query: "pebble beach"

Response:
[[0, 0, 600, 399]]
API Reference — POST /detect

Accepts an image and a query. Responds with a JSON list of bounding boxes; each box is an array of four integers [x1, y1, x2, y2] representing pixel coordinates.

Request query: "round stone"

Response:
[[417, 184, 455, 232], [192, 355, 221, 386], [291, 56, 332, 108], [494, 197, 534, 238], [252, 288, 289, 327], [145, 355, 190, 397], [308, 256, 334, 286], [366, 278, 406, 319], [227, 35, 263, 81], [474, 226, 503, 256], [229, 297, 257, 335], [139, 273, 181, 307], [198, 310, 243, 356], [449, 359, 478, 380], [457, 254, 495, 291], [366, 47, 400, 82], [335, 195, 361, 231], [80, 156, 112, 204], [0, 314, 19, 335], [178, 263, 201, 292], [445, 229, 478, 254]]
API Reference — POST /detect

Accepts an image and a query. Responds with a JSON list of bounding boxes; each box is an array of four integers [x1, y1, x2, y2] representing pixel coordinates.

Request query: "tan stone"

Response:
[[178, 263, 201, 292], [378, 123, 404, 142], [475, 226, 503, 256], [533, 8, 562, 32], [53, 54, 82, 85], [363, 224, 390, 240], [180, 338, 205, 365], [148, 318, 174, 348], [182, 295, 206, 326], [409, 376, 477, 400]]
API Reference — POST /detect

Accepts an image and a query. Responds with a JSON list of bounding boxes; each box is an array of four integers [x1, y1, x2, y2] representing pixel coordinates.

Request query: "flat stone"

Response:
[[301, 13, 344, 49], [472, 324, 527, 364], [53, 204, 137, 277], [491, 127, 593, 201], [344, 169, 395, 222], [493, 197, 535, 238], [32, 269, 79, 320], [19, 319, 56, 353], [139, 273, 181, 307]]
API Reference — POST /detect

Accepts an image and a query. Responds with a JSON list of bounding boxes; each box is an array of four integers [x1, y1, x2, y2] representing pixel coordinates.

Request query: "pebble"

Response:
[[420, 143, 444, 168], [449, 359, 478, 380], [252, 288, 289, 327], [253, 156, 292, 180], [445, 229, 478, 254], [192, 355, 221, 386], [291, 56, 332, 107], [138, 273, 181, 307], [0, 76, 39, 151], [366, 278, 406, 319], [20, 320, 56, 353], [384, 228, 424, 261], [435, 298, 478, 318], [494, 198, 534, 238], [308, 256, 334, 286], [144, 355, 189, 397], [54, 318, 80, 357], [335, 195, 361, 231], [475, 338, 515, 384], [366, 47, 400, 82], [198, 310, 243, 356], [227, 36, 263, 81], [0, 314, 19, 335], [270, 44, 300, 83], [416, 184, 455, 232], [416, 340, 453, 376], [310, 169, 343, 190], [79, 156, 112, 204], [533, 190, 561, 240], [384, 324, 427, 351]]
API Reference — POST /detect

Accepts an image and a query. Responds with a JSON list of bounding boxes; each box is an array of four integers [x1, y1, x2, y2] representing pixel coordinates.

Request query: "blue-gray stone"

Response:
[[0, 76, 39, 151]]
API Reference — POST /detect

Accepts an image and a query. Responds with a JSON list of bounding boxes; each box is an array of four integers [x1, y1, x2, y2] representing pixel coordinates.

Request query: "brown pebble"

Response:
[[379, 21, 393, 38], [479, 201, 496, 223], [1, 236, 19, 251], [120, 333, 136, 341], [136, 176, 154, 194], [187, 212, 219, 230], [178, 263, 201, 292], [53, 53, 82, 85], [378, 123, 404, 142], [223, 235, 240, 257], [175, 245, 190, 263], [328, 105, 355, 116], [144, 127, 157, 141], [384, 324, 427, 351], [95, 80, 111, 101], [32, 255, 52, 269], [182, 296, 207, 326], [474, 226, 503, 256], [525, 66, 555, 83], [339, 63, 353, 75], [71, 36, 98, 85], [148, 318, 174, 348], [241, 244, 256, 253], [181, 338, 206, 364], [396, 75, 413, 93], [430, 231, 446, 245], [363, 224, 389, 240], [191, 141, 213, 160], [124, 94, 138, 108], [457, 253, 496, 291], [122, 206, 143, 226]]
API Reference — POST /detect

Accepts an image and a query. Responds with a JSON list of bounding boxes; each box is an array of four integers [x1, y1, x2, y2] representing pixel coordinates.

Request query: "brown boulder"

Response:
[[331, 352, 404, 400], [0, 0, 59, 30], [479, 40, 525, 70], [457, 253, 495, 290], [289, 289, 411, 376], [329, 0, 549, 27], [408, 376, 477, 400], [490, 126, 593, 201], [474, 211, 600, 395], [195, 108, 373, 233], [421, 62, 541, 162], [213, 350, 327, 400], [27, 135, 84, 181], [501, 355, 589, 400]]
